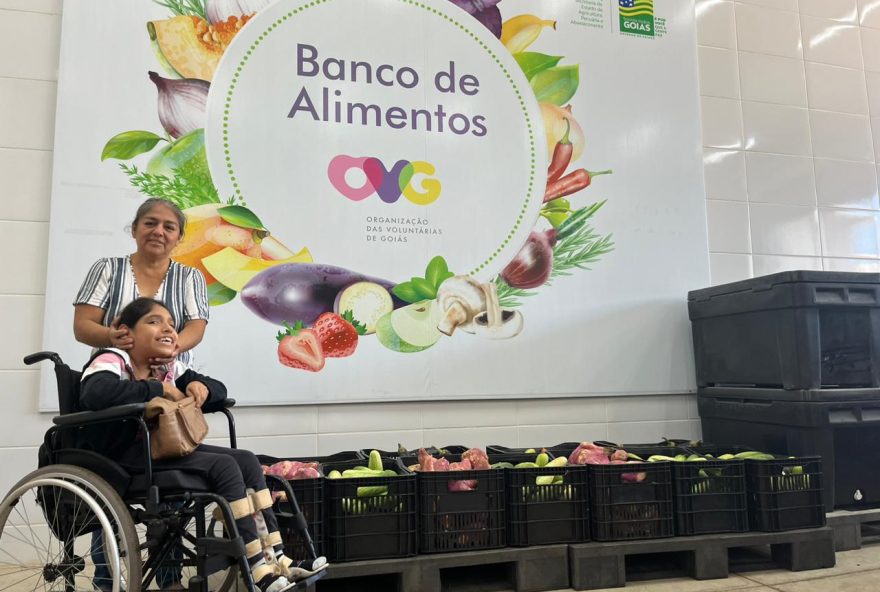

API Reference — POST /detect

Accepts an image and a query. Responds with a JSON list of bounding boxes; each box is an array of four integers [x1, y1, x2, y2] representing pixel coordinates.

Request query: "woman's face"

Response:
[[132, 204, 182, 259], [130, 305, 178, 358]]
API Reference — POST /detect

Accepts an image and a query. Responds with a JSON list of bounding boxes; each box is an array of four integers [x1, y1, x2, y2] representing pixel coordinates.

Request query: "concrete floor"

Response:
[[549, 544, 880, 592]]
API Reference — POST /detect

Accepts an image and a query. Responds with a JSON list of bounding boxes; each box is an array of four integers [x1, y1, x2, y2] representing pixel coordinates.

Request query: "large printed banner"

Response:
[[41, 0, 709, 407]]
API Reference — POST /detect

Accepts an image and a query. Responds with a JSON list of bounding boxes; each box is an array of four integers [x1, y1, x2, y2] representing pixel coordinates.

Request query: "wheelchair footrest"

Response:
[[197, 535, 245, 559]]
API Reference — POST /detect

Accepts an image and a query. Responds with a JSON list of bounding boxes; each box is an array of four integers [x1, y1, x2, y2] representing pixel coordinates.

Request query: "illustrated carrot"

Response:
[[544, 168, 611, 203], [547, 118, 573, 183]]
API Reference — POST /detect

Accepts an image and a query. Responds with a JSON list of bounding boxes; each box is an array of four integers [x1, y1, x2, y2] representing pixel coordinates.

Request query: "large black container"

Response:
[[699, 386, 880, 511], [688, 271, 880, 389]]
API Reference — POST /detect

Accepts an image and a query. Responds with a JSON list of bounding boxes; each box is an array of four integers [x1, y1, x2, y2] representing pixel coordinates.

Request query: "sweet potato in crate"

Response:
[[322, 458, 417, 561], [257, 454, 333, 558], [404, 448, 506, 553], [589, 462, 674, 542]]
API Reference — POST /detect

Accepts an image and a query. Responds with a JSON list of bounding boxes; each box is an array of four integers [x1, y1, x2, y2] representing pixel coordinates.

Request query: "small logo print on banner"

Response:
[[327, 155, 441, 205], [619, 0, 654, 37]]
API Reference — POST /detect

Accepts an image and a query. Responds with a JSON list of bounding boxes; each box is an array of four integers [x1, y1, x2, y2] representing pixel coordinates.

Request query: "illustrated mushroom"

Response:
[[436, 275, 486, 335], [472, 281, 523, 339]]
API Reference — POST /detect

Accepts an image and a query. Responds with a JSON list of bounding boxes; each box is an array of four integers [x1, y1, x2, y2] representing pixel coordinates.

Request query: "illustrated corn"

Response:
[[501, 15, 556, 54]]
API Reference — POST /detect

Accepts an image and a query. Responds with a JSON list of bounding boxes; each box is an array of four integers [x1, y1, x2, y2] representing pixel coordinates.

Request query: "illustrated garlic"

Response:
[[206, 0, 271, 25], [149, 71, 209, 139]]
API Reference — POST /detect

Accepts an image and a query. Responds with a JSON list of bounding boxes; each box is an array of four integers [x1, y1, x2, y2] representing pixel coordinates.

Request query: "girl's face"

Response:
[[129, 305, 177, 358], [132, 204, 182, 258]]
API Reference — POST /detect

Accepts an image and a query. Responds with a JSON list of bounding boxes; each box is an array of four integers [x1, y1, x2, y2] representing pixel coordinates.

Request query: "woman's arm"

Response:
[[176, 319, 207, 354], [73, 304, 133, 349]]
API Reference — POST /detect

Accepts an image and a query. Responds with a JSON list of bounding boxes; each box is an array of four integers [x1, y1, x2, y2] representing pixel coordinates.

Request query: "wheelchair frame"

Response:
[[0, 351, 326, 592]]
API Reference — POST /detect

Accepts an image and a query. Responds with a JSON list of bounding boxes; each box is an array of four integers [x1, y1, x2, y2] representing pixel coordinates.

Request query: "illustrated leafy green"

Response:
[[513, 52, 563, 81], [425, 256, 453, 289], [530, 65, 579, 106], [101, 131, 164, 161], [218, 205, 265, 230], [392, 256, 455, 304], [207, 282, 236, 306]]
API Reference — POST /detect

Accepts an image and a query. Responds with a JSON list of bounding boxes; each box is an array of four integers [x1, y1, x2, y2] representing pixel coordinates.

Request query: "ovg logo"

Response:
[[619, 0, 654, 37]]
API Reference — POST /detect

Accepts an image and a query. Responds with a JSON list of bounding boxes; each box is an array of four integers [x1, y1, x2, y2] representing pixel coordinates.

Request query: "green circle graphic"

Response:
[[222, 0, 538, 277]]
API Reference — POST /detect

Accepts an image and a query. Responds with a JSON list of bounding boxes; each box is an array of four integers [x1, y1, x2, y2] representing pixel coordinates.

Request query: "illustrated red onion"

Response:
[[149, 71, 208, 139], [500, 229, 557, 289]]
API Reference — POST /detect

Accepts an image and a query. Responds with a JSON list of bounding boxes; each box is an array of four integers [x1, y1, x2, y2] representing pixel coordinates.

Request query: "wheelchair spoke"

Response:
[[0, 568, 41, 592]]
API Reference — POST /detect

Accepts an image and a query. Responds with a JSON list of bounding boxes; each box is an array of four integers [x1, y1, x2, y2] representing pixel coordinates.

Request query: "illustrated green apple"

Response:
[[375, 300, 442, 353]]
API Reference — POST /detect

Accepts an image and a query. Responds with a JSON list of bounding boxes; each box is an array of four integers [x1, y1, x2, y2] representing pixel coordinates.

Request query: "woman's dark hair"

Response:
[[131, 198, 187, 238], [117, 298, 175, 329]]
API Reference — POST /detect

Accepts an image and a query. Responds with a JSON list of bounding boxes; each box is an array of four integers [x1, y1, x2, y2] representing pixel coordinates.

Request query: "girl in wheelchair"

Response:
[[80, 297, 325, 592]]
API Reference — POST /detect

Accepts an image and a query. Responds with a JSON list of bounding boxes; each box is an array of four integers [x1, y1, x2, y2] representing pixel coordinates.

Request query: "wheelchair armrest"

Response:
[[24, 351, 63, 366], [202, 397, 235, 414], [53, 403, 147, 427]]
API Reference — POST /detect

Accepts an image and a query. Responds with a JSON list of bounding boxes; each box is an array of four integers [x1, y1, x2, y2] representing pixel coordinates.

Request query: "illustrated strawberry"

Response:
[[276, 321, 325, 372], [312, 310, 366, 358]]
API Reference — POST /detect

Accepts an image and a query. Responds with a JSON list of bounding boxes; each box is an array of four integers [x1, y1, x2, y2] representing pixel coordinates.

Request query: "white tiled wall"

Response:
[[4, 1, 876, 494], [698, 0, 880, 280]]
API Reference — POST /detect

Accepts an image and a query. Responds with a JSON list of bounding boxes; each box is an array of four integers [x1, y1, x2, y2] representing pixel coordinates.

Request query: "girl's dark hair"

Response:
[[117, 298, 174, 329], [131, 198, 187, 238]]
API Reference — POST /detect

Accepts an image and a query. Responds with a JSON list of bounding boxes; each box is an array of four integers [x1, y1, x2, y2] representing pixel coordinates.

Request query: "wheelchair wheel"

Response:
[[136, 502, 238, 592], [0, 465, 141, 592]]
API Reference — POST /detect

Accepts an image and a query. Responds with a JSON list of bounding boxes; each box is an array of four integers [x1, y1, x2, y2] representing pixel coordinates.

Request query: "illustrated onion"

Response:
[[500, 230, 557, 289]]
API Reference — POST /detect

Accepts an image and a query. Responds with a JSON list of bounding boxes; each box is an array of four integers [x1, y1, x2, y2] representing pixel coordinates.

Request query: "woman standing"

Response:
[[74, 197, 208, 365], [73, 197, 208, 591]]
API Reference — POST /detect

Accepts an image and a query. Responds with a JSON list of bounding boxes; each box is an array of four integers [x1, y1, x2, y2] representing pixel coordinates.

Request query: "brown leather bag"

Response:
[[144, 396, 209, 460]]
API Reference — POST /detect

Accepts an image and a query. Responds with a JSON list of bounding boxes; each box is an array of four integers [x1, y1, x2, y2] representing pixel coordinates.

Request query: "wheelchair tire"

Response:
[[0, 464, 141, 592]]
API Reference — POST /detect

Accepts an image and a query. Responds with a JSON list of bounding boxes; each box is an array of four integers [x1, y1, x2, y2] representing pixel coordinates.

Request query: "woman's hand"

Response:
[[186, 381, 210, 407], [149, 343, 179, 366], [162, 382, 186, 402], [108, 319, 134, 350]]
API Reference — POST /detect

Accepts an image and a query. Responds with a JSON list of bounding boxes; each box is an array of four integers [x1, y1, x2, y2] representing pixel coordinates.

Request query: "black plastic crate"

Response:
[[257, 454, 327, 558], [670, 459, 747, 535], [745, 456, 825, 532], [589, 462, 674, 542], [362, 445, 469, 458], [505, 454, 590, 546], [688, 270, 880, 389], [595, 439, 718, 458], [486, 442, 581, 456], [323, 458, 417, 562], [413, 454, 506, 553]]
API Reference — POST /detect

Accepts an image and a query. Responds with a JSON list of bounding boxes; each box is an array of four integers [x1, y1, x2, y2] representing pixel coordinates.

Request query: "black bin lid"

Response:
[[688, 270, 880, 302]]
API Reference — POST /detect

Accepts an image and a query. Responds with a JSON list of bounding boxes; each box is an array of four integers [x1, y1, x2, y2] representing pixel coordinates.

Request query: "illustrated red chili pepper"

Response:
[[543, 168, 612, 203], [547, 118, 573, 183]]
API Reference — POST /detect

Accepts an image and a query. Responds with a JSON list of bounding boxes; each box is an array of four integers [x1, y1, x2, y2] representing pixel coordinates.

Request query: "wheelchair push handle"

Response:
[[23, 351, 64, 367]]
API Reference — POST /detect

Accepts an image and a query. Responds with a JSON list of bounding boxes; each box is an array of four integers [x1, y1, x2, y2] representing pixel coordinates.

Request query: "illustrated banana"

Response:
[[501, 14, 556, 54]]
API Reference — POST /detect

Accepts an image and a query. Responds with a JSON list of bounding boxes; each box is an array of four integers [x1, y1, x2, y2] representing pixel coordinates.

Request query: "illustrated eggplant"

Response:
[[241, 263, 402, 326]]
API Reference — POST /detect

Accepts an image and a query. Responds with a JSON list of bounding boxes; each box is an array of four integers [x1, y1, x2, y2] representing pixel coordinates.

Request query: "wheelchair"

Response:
[[0, 352, 328, 592]]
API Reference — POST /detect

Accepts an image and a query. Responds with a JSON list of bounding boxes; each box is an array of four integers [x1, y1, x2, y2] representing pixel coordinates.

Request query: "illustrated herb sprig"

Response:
[[495, 201, 614, 308], [392, 256, 455, 303], [153, 0, 208, 19], [120, 163, 225, 209]]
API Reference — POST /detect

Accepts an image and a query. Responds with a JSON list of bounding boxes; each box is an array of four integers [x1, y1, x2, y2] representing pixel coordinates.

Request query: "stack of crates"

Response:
[[689, 270, 880, 521]]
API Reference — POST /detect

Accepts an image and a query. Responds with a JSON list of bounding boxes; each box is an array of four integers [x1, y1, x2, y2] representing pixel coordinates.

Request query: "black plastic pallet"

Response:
[[569, 526, 835, 590], [827, 508, 880, 551], [305, 544, 569, 592]]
